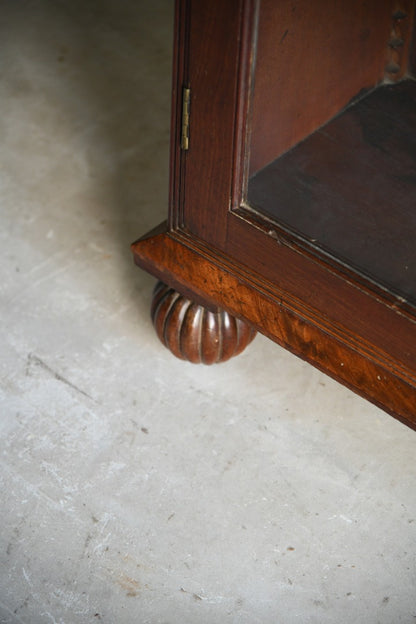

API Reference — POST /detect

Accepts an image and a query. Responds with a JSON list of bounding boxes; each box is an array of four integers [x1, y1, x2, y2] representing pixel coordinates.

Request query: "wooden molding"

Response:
[[132, 223, 416, 430]]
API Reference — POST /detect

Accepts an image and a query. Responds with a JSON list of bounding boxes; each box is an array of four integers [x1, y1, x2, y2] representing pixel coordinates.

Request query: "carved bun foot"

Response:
[[151, 282, 256, 364]]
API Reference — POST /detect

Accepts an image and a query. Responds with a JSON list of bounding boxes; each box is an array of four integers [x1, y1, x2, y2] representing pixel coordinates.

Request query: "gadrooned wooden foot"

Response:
[[151, 282, 256, 364]]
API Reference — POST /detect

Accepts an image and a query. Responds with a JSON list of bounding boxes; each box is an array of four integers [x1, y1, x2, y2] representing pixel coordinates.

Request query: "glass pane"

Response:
[[246, 0, 416, 305]]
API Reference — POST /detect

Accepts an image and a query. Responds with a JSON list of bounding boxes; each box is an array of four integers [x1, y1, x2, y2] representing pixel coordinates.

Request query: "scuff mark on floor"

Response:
[[26, 353, 94, 401]]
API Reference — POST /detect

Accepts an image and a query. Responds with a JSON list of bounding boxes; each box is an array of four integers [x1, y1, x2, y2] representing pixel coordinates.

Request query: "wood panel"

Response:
[[179, 0, 247, 245], [226, 209, 416, 378]]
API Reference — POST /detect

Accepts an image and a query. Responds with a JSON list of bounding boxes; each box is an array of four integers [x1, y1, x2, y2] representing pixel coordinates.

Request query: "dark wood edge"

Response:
[[168, 0, 190, 231], [169, 0, 259, 246], [136, 223, 416, 385], [409, 0, 416, 74], [230, 0, 260, 210], [226, 208, 416, 378], [131, 224, 416, 430], [234, 204, 416, 316], [132, 222, 220, 312]]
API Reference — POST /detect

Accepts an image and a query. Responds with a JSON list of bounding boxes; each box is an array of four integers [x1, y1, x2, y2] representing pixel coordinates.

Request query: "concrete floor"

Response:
[[1, 1, 416, 623]]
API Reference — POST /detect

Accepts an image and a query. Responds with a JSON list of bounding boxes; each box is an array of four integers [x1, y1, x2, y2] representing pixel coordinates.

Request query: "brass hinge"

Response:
[[181, 87, 191, 150]]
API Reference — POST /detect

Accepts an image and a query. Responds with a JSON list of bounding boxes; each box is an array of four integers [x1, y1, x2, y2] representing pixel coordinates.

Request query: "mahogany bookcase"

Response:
[[132, 0, 416, 430]]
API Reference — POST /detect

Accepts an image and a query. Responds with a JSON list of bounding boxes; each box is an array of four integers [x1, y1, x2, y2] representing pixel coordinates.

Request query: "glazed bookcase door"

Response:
[[133, 0, 416, 429]]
